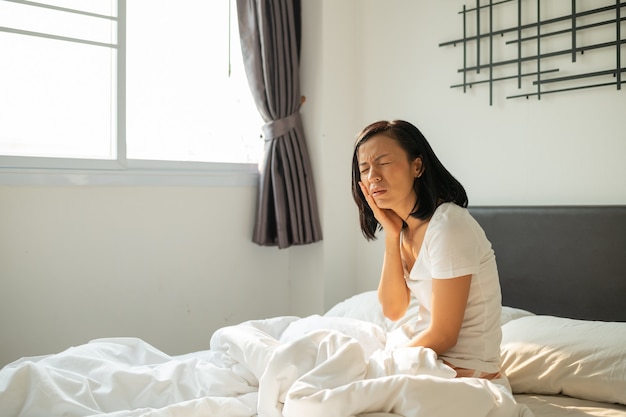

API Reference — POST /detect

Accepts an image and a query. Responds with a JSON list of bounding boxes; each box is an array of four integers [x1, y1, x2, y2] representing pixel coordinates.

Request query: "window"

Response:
[[0, 0, 116, 160], [126, 0, 262, 164], [0, 0, 263, 170]]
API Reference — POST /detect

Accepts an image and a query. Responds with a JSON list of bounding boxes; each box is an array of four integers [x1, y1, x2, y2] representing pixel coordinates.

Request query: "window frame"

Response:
[[0, 0, 260, 187]]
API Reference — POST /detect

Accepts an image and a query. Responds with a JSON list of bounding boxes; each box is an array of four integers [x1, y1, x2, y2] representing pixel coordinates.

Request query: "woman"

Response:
[[351, 120, 503, 380]]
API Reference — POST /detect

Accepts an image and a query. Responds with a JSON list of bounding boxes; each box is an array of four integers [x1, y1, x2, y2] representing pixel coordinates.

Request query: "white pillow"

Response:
[[324, 291, 385, 325], [501, 315, 626, 405], [500, 306, 535, 325], [324, 291, 420, 332]]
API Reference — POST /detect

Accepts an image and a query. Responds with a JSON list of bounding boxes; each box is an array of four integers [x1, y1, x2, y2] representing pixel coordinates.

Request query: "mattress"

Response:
[[515, 395, 626, 417]]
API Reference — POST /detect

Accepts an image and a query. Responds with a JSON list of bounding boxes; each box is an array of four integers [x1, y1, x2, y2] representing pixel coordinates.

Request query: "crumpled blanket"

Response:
[[0, 315, 534, 417]]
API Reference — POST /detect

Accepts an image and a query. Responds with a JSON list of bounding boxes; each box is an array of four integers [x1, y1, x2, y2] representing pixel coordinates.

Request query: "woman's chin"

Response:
[[374, 198, 392, 209]]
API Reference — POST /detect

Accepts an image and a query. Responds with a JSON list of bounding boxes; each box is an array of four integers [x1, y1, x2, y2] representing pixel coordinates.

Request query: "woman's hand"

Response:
[[359, 181, 411, 320], [359, 181, 404, 238]]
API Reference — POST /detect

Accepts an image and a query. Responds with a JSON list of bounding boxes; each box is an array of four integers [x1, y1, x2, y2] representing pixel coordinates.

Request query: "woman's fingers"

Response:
[[358, 181, 369, 199], [359, 182, 403, 237], [360, 182, 393, 223], [359, 181, 378, 210]]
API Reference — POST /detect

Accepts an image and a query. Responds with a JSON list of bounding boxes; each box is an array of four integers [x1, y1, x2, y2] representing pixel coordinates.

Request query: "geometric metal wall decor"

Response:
[[439, 0, 625, 105]]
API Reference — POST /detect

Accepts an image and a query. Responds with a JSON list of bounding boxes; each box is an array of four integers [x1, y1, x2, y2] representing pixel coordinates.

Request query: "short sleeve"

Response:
[[425, 205, 481, 279]]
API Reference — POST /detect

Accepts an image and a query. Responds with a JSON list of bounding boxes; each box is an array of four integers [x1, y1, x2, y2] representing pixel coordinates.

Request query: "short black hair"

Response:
[[351, 120, 468, 240]]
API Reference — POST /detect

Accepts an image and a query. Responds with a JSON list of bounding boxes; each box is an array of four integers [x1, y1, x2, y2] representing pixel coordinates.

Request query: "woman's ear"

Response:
[[413, 157, 424, 178]]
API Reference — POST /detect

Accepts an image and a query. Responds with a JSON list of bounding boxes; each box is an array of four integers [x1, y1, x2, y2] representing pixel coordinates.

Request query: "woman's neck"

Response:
[[400, 195, 419, 223], [404, 216, 428, 238]]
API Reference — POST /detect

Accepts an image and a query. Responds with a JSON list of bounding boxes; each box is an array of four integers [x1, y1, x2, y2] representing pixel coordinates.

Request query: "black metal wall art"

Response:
[[439, 0, 625, 105]]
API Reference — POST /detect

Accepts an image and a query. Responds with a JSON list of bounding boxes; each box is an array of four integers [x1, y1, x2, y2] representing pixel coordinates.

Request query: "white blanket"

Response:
[[0, 315, 534, 417]]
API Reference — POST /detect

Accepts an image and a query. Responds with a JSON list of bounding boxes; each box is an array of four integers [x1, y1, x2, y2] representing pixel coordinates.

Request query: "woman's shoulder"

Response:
[[432, 202, 471, 222], [429, 203, 481, 236]]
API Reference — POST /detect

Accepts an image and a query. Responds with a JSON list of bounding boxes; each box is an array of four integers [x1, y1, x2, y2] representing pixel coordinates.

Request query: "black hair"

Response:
[[351, 120, 468, 240]]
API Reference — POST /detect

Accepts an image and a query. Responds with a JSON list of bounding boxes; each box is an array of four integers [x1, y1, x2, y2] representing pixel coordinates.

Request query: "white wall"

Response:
[[356, 0, 626, 203], [1, 1, 625, 367], [0, 186, 291, 366]]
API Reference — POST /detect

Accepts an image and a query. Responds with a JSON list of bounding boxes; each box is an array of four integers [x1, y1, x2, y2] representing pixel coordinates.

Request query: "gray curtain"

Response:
[[237, 0, 322, 249]]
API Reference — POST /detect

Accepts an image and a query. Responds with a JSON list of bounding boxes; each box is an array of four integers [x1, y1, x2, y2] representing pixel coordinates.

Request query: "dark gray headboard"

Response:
[[469, 206, 626, 322]]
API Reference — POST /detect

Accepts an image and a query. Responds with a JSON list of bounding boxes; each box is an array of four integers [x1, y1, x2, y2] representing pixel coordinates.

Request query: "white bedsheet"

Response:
[[0, 315, 534, 417]]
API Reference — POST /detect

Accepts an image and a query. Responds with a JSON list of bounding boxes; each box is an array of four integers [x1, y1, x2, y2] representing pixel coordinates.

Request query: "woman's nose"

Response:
[[368, 167, 381, 182]]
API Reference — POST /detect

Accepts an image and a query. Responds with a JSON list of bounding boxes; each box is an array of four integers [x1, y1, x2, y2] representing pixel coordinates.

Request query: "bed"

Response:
[[467, 206, 626, 417], [1, 205, 625, 417]]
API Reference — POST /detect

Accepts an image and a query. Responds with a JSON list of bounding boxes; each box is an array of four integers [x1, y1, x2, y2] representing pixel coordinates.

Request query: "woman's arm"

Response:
[[405, 274, 472, 355], [357, 182, 411, 320], [377, 233, 411, 321]]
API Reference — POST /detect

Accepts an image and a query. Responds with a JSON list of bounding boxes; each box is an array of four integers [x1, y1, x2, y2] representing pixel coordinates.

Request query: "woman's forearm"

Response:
[[405, 328, 456, 356], [377, 234, 410, 321]]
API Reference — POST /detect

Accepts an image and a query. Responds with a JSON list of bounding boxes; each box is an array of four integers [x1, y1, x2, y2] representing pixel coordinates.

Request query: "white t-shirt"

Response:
[[403, 202, 502, 373]]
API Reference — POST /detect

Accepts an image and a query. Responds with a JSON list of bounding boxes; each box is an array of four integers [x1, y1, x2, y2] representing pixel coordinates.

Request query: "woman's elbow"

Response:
[[438, 335, 459, 354], [382, 305, 407, 322], [431, 331, 460, 355]]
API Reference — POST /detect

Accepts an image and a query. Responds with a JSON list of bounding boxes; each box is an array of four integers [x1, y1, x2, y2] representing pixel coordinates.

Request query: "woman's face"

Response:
[[357, 134, 422, 213]]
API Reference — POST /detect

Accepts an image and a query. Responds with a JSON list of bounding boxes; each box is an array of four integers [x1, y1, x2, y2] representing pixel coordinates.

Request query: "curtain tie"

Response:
[[262, 112, 299, 141]]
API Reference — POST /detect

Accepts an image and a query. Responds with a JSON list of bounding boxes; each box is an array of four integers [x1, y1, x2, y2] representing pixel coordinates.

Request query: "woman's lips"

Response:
[[371, 189, 386, 198]]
